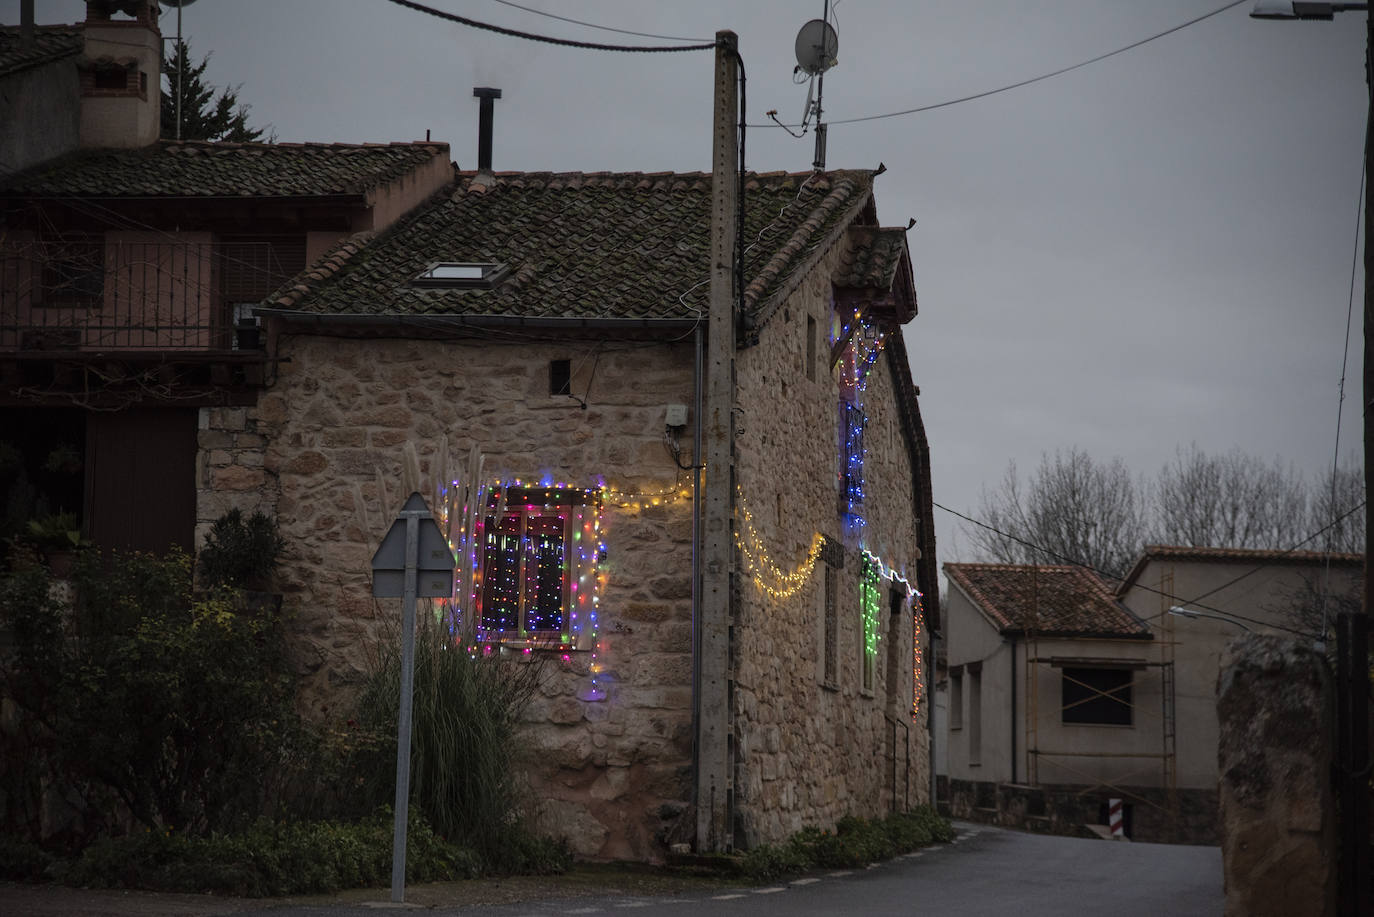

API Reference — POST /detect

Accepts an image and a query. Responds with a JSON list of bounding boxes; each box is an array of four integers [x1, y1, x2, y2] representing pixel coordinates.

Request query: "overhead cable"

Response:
[[932, 498, 1366, 638], [483, 0, 710, 43], [756, 0, 1249, 128], [383, 0, 716, 52]]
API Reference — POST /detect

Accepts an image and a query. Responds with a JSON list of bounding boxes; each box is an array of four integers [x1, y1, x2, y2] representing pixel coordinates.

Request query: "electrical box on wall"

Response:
[[665, 404, 688, 428]]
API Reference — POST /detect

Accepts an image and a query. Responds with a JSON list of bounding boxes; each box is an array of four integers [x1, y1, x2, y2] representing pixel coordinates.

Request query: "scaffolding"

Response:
[[1023, 566, 1179, 836]]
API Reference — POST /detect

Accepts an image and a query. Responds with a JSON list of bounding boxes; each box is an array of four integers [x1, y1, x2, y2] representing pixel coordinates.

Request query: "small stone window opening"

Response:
[[1062, 667, 1133, 726], [949, 669, 963, 730], [822, 563, 839, 688], [806, 314, 818, 382], [474, 485, 600, 642], [860, 555, 880, 695], [968, 666, 982, 766], [550, 359, 571, 396], [413, 261, 509, 288]]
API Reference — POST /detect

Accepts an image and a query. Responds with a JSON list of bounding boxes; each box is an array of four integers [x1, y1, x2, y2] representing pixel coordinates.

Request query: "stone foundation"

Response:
[[938, 775, 1219, 845]]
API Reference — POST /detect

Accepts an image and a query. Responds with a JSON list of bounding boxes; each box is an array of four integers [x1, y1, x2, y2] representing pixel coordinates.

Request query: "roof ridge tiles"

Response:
[[267, 230, 379, 311]]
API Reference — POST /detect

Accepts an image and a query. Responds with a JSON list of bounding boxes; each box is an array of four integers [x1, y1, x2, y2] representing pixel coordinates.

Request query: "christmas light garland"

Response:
[[861, 553, 882, 660], [735, 486, 827, 600]]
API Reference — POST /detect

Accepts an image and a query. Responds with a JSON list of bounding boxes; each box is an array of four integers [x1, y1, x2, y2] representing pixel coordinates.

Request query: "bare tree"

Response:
[[971, 447, 1148, 578], [1307, 460, 1364, 555], [1151, 444, 1308, 550]]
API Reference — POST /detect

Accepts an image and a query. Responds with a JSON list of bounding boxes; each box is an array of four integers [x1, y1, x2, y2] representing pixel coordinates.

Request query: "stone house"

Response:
[[227, 159, 937, 859], [0, 4, 451, 554], [1, 0, 936, 863], [939, 548, 1361, 843], [1114, 545, 1361, 820]]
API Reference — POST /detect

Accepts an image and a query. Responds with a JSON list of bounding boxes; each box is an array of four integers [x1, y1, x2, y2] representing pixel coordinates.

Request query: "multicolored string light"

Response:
[[861, 553, 881, 661], [912, 591, 925, 722]]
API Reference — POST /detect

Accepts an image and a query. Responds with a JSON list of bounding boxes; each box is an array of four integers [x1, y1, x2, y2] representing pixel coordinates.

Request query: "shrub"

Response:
[[740, 806, 953, 881], [0, 836, 53, 881], [352, 612, 554, 871], [197, 508, 284, 590], [62, 810, 481, 897], [0, 547, 303, 843]]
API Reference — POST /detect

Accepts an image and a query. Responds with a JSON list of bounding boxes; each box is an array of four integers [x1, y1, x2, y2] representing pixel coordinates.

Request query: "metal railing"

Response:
[[1, 240, 277, 352]]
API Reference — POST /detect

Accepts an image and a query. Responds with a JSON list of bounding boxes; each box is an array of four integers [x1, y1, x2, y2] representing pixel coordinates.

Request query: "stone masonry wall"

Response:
[[197, 334, 699, 861], [732, 236, 929, 848], [1217, 635, 1335, 917]]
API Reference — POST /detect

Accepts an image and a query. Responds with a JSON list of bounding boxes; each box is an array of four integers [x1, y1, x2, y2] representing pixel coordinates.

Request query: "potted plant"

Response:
[[25, 511, 88, 578], [198, 508, 285, 610]]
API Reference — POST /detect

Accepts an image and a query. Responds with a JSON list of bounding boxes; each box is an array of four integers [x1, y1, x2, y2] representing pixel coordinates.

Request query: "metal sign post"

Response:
[[371, 493, 454, 904]]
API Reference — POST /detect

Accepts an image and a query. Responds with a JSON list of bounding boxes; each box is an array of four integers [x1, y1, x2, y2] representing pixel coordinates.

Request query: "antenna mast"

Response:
[[812, 0, 829, 171], [792, 6, 838, 172]]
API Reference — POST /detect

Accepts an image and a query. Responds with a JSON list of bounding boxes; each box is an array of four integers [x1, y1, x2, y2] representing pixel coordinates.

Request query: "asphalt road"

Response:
[[0, 822, 1224, 916], [251, 822, 1223, 917]]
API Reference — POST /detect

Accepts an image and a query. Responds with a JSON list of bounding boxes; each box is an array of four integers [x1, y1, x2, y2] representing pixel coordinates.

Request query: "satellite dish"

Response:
[[794, 19, 838, 76]]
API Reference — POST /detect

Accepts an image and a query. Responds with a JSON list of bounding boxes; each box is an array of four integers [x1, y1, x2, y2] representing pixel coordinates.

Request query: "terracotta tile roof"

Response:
[[267, 168, 875, 322], [0, 140, 449, 198], [835, 225, 909, 290], [1137, 545, 1363, 565], [945, 563, 1151, 638], [0, 26, 82, 79], [1115, 544, 1364, 595]]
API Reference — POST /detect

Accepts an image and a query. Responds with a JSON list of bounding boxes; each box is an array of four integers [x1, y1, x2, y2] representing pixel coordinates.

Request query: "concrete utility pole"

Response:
[[697, 29, 738, 854]]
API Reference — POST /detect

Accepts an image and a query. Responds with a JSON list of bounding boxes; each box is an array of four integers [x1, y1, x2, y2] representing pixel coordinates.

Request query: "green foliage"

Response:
[[62, 810, 480, 897], [739, 807, 953, 880], [0, 547, 301, 843], [0, 836, 53, 881], [353, 612, 553, 871], [24, 511, 84, 550], [161, 40, 273, 142], [197, 508, 285, 590]]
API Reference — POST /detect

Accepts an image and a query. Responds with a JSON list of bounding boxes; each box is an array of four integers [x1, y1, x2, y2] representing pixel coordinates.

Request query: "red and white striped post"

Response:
[[1108, 798, 1124, 838]]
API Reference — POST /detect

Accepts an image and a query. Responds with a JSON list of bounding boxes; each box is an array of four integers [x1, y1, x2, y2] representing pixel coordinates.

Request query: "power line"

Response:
[[755, 0, 1249, 129], [933, 498, 1365, 638], [1319, 139, 1367, 638], [482, 0, 710, 43], [383, 0, 716, 53]]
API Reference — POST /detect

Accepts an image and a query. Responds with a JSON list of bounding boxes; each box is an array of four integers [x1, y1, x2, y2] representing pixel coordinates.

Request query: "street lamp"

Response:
[[1250, 1, 1368, 19], [1250, 15, 1369, 915], [1167, 605, 1255, 632]]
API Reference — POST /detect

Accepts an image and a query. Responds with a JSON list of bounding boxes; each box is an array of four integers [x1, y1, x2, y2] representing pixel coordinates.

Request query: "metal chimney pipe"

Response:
[[472, 87, 502, 171], [20, 0, 34, 47]]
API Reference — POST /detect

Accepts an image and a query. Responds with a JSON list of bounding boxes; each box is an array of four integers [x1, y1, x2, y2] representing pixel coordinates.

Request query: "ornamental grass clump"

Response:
[[354, 611, 561, 874]]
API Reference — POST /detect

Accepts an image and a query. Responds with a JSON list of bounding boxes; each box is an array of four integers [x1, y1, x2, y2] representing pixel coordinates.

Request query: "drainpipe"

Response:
[[927, 632, 936, 808], [690, 320, 704, 818], [1009, 635, 1017, 784]]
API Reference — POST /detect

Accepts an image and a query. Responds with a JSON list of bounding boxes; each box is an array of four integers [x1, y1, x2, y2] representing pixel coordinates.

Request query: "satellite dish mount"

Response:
[[793, 9, 838, 171]]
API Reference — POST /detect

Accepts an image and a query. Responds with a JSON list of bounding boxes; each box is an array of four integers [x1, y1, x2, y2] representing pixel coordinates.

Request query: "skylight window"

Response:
[[414, 261, 508, 288]]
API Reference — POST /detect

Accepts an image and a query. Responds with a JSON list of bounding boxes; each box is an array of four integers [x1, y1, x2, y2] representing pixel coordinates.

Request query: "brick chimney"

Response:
[[79, 0, 161, 148]]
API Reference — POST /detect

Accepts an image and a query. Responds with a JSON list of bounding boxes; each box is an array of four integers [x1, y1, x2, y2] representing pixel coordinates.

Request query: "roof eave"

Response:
[[261, 309, 700, 335]]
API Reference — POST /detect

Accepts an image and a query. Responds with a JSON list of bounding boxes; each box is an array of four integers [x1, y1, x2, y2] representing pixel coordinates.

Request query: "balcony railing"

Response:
[[0, 240, 279, 353]]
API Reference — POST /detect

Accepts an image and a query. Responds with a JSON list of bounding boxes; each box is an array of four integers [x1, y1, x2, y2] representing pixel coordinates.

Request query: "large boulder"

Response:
[[1217, 634, 1335, 917]]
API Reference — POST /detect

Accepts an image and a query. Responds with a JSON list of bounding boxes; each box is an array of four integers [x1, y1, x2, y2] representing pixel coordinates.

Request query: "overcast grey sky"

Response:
[[7, 0, 1367, 569]]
